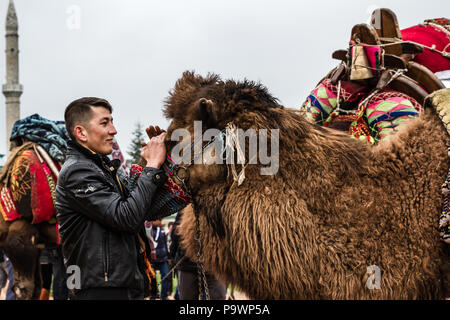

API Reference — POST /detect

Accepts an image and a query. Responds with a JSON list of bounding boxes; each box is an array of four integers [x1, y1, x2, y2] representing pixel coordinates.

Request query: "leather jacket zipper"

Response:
[[103, 232, 109, 282]]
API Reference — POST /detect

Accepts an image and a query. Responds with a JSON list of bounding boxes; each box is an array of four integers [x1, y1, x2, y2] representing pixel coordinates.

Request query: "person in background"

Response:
[[39, 246, 68, 300], [149, 219, 170, 300], [0, 248, 15, 300], [166, 221, 175, 298], [168, 221, 180, 300], [0, 247, 7, 291]]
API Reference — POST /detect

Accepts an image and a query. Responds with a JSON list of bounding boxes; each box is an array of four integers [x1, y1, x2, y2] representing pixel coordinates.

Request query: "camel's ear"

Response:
[[164, 72, 221, 120], [198, 98, 219, 125]]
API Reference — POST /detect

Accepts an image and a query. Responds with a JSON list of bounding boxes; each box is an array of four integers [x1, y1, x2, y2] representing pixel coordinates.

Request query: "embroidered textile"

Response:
[[10, 114, 69, 163]]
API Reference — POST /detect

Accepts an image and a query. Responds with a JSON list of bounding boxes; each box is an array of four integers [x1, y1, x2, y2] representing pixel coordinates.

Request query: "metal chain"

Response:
[[193, 202, 210, 300], [182, 180, 210, 300]]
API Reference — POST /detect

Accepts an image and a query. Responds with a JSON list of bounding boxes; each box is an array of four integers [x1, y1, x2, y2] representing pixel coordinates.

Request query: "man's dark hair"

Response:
[[64, 97, 113, 141]]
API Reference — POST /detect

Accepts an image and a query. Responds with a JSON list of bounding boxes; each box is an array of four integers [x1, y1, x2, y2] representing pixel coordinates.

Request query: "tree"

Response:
[[127, 121, 145, 164]]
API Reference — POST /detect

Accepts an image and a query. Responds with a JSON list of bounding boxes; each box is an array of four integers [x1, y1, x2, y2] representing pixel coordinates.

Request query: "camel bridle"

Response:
[[163, 131, 223, 301], [163, 123, 243, 300]]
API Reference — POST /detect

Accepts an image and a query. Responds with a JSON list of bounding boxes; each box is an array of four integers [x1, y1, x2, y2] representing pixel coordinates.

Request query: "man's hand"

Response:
[[141, 128, 167, 169]]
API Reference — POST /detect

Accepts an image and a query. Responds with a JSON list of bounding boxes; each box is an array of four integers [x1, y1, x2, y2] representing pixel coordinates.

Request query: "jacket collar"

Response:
[[67, 140, 121, 171]]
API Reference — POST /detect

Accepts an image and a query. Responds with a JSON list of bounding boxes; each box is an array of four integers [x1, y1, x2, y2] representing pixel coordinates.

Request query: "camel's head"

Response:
[[163, 71, 283, 193]]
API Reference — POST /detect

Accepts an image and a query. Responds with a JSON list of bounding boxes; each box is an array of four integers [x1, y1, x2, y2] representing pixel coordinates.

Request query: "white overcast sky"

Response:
[[0, 0, 448, 159]]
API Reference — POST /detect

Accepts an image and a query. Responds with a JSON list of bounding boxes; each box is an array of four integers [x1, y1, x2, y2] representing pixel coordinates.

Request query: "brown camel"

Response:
[[163, 71, 450, 299], [0, 216, 57, 300], [0, 142, 59, 299]]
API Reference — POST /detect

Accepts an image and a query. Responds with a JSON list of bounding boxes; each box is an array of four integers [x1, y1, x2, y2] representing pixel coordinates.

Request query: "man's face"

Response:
[[84, 106, 117, 155]]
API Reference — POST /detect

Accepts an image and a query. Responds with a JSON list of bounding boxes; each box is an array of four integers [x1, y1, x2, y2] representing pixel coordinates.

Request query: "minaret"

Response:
[[3, 0, 22, 154]]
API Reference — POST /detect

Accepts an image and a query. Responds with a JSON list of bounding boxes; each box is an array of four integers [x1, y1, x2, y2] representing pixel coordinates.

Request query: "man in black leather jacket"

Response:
[[56, 97, 167, 300]]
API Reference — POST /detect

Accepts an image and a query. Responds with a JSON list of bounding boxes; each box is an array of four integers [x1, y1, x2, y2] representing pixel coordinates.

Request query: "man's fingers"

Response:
[[157, 132, 167, 141]]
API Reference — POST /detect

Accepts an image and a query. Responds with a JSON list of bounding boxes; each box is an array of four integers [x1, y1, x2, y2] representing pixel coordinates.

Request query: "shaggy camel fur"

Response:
[[0, 219, 41, 299], [0, 216, 56, 299], [163, 72, 450, 299]]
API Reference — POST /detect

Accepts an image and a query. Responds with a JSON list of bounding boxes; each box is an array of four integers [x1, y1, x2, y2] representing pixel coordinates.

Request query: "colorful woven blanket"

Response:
[[10, 114, 69, 163], [303, 78, 369, 125], [302, 79, 422, 144], [364, 90, 422, 141], [128, 162, 190, 220], [0, 144, 58, 224], [401, 18, 450, 74]]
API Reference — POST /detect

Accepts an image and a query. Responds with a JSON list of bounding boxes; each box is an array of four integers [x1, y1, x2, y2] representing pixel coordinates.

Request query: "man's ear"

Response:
[[73, 125, 88, 143]]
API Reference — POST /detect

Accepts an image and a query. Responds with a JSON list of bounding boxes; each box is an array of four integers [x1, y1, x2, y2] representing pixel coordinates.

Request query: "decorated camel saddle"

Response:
[[0, 115, 68, 227], [301, 8, 450, 242]]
